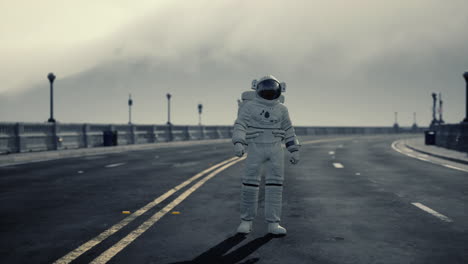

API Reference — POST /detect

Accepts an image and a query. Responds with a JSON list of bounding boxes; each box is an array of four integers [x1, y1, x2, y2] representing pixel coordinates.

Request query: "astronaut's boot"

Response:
[[268, 222, 287, 235], [237, 220, 253, 234], [265, 184, 285, 235]]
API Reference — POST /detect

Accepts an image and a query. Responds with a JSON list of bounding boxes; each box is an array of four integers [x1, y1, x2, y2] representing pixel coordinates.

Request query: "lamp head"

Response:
[[47, 72, 56, 83]]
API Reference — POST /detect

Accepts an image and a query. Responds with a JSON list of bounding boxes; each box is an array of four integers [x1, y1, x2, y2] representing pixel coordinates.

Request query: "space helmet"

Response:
[[251, 75, 286, 100]]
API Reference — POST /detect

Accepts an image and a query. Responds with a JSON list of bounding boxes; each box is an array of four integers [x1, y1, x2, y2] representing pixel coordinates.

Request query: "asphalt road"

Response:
[[0, 135, 467, 264]]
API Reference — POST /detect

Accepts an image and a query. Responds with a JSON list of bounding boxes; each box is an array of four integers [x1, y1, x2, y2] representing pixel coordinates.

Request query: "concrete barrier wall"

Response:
[[434, 123, 468, 152], [0, 122, 425, 154]]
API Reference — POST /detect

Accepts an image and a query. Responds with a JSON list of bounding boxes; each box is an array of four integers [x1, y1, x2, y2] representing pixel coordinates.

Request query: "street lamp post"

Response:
[[128, 94, 133, 124], [412, 112, 418, 131], [47, 73, 56, 123], [393, 112, 400, 133], [438, 92, 444, 124], [393, 112, 399, 132], [166, 93, 172, 125], [430, 93, 438, 127], [198, 103, 203, 126], [463, 72, 468, 123]]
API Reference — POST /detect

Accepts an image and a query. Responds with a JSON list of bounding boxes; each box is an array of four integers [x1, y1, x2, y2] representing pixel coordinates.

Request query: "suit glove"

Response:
[[289, 151, 300, 165], [234, 142, 245, 157]]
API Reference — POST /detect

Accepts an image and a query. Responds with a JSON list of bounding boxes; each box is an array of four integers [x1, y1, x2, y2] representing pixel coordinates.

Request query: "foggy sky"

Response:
[[1, 0, 468, 126]]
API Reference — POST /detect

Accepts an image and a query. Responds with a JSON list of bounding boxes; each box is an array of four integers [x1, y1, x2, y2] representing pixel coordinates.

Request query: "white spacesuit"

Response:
[[232, 75, 300, 235]]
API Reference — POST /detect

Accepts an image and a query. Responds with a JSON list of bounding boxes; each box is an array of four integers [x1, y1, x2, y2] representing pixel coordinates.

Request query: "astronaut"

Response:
[[232, 75, 300, 235]]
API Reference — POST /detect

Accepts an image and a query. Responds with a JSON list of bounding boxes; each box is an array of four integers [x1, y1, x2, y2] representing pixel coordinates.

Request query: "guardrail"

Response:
[[0, 122, 425, 154], [433, 123, 468, 152]]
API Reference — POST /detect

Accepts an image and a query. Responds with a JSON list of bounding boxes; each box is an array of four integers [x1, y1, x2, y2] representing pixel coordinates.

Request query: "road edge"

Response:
[[0, 139, 231, 167], [404, 143, 468, 166]]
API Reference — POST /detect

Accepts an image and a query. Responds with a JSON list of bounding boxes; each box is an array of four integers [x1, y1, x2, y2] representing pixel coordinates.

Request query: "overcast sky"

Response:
[[1, 0, 467, 126]]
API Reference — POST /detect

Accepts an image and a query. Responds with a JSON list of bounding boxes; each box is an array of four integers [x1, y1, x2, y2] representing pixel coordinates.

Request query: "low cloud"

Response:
[[1, 0, 467, 125]]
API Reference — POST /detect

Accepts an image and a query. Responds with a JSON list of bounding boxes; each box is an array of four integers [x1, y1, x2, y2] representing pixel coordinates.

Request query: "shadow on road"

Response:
[[169, 233, 277, 264]]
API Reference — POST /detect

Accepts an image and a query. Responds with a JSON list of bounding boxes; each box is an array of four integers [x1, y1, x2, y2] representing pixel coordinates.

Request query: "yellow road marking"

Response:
[[55, 136, 353, 264], [53, 156, 239, 264], [105, 163, 126, 168], [90, 156, 247, 264], [301, 137, 355, 145]]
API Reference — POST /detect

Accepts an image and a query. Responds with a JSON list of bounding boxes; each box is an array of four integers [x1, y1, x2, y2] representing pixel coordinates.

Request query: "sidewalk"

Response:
[[403, 137, 468, 166]]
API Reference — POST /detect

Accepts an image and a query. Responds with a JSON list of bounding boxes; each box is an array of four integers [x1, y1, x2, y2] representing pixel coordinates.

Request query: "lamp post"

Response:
[[430, 93, 438, 127], [128, 94, 133, 124], [393, 112, 399, 132], [438, 92, 444, 124], [166, 93, 172, 125], [47, 73, 56, 123], [463, 72, 468, 123], [412, 112, 418, 131], [198, 103, 203, 126]]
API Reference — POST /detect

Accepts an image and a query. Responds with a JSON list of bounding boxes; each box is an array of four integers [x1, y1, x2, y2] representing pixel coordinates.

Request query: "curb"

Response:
[[0, 139, 231, 167], [404, 143, 468, 166]]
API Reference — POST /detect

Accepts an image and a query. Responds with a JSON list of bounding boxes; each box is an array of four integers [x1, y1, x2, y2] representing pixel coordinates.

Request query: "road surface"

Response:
[[0, 135, 467, 264]]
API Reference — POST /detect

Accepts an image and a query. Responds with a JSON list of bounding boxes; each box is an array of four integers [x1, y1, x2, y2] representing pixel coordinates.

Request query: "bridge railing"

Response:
[[0, 122, 424, 154], [433, 123, 468, 152]]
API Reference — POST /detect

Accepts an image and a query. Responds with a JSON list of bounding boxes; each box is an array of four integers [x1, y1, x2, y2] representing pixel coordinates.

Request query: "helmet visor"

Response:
[[257, 79, 281, 100]]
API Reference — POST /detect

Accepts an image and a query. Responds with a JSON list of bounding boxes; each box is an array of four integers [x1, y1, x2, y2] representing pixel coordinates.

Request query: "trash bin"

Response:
[[424, 130, 436, 145], [103, 130, 118, 146]]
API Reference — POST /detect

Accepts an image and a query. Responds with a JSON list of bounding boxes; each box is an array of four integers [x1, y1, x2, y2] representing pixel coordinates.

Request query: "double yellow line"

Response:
[[54, 156, 246, 264], [300, 136, 355, 145], [54, 136, 354, 264]]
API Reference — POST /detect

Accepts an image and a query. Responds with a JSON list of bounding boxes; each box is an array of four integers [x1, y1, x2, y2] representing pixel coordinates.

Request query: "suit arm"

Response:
[[232, 103, 250, 145], [281, 107, 301, 152]]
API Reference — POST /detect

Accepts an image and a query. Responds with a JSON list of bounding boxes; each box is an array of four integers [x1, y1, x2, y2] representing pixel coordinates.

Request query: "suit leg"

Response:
[[264, 142, 284, 223], [240, 143, 263, 221]]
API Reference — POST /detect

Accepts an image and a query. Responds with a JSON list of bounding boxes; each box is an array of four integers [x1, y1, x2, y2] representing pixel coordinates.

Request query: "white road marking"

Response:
[[355, 172, 361, 175], [90, 156, 247, 264], [443, 164, 468, 172], [105, 163, 126, 168], [411, 202, 453, 222], [333, 163, 344, 168], [338, 144, 344, 148], [328, 151, 335, 155], [392, 140, 415, 157], [391, 140, 468, 173], [78, 171, 84, 174], [53, 156, 240, 264]]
